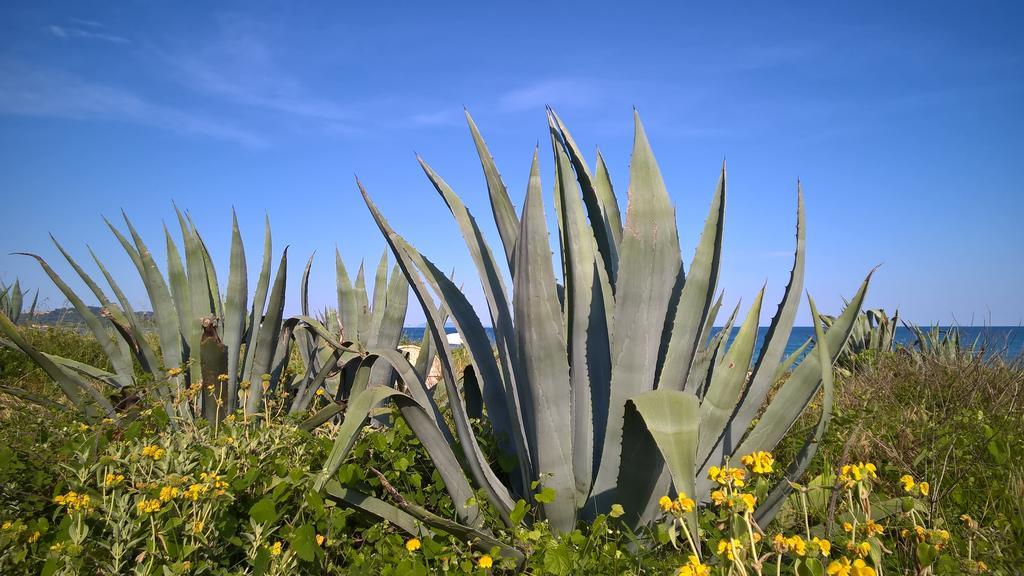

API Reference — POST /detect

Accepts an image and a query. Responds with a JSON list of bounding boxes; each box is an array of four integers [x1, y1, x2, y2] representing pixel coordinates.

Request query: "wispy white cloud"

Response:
[[499, 78, 604, 112], [48, 24, 130, 44], [410, 109, 462, 127], [162, 16, 358, 132], [0, 60, 265, 147]]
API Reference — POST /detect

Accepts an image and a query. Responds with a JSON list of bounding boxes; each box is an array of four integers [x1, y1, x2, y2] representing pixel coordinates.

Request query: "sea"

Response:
[[401, 326, 1024, 361]]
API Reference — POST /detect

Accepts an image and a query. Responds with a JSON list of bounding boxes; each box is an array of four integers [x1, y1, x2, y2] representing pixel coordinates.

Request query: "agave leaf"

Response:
[[512, 152, 577, 530], [316, 375, 482, 527], [0, 383, 70, 412], [549, 109, 619, 283], [368, 262, 409, 388], [335, 248, 358, 342], [87, 247, 161, 375], [17, 252, 135, 389], [396, 237, 526, 483], [223, 212, 248, 412], [359, 180, 517, 521], [242, 217, 273, 385], [658, 166, 726, 393], [114, 215, 183, 378], [9, 281, 23, 323], [552, 132, 613, 505], [688, 301, 739, 397], [164, 225, 196, 376], [465, 109, 519, 274], [200, 320, 229, 422], [718, 272, 871, 488], [0, 311, 115, 420], [322, 482, 428, 537], [755, 295, 834, 524], [630, 389, 701, 534], [299, 402, 345, 431], [416, 156, 524, 442], [245, 249, 288, 413], [593, 150, 624, 248], [698, 189, 806, 476], [353, 261, 369, 347], [697, 289, 764, 462], [592, 111, 682, 512], [369, 250, 389, 339]]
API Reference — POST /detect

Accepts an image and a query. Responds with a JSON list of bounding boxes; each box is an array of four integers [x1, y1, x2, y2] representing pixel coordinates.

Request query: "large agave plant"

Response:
[[318, 109, 872, 538], [0, 209, 409, 425]]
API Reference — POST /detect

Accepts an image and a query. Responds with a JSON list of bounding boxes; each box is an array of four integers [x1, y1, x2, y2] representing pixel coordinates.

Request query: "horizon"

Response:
[[1, 2, 1022, 326]]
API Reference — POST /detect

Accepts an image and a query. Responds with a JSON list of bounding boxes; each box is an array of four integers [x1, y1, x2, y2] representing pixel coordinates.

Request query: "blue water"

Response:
[[402, 326, 1024, 361]]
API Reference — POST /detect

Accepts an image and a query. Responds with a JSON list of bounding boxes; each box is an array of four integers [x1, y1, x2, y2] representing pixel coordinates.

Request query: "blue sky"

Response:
[[1, 1, 1022, 326]]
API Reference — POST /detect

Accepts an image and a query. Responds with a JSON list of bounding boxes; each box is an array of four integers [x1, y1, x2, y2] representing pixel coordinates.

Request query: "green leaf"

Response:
[[513, 150, 576, 531], [542, 546, 573, 576], [464, 109, 519, 274], [630, 389, 700, 533], [249, 497, 278, 525], [592, 110, 681, 513], [289, 523, 317, 563]]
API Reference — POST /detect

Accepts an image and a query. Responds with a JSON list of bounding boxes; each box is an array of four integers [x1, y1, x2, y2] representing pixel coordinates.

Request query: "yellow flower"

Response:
[[899, 474, 915, 492], [136, 498, 161, 514], [918, 481, 929, 496], [659, 495, 674, 512], [740, 451, 775, 474], [676, 493, 695, 513], [717, 538, 742, 561], [184, 483, 208, 501], [316, 534, 326, 546], [842, 522, 854, 533], [192, 521, 204, 534], [78, 423, 90, 432], [140, 445, 165, 461], [104, 473, 126, 487], [863, 520, 884, 537], [53, 491, 92, 511], [772, 534, 789, 553], [159, 486, 179, 502], [315, 388, 325, 396], [710, 490, 728, 507], [739, 493, 756, 512], [269, 541, 283, 556], [851, 559, 876, 576], [1, 521, 11, 530], [708, 465, 746, 487], [217, 373, 229, 382], [855, 541, 870, 558], [478, 554, 493, 568], [405, 537, 421, 552], [812, 536, 832, 557], [786, 535, 807, 556], [827, 557, 853, 576], [677, 555, 710, 576], [28, 531, 40, 543], [167, 367, 183, 377]]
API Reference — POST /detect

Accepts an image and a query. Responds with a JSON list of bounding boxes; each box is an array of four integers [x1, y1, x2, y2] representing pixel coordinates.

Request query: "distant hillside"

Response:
[[26, 307, 155, 327]]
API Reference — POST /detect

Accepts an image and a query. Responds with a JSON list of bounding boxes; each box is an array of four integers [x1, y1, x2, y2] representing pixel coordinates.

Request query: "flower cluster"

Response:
[[140, 444, 165, 461], [53, 491, 92, 512], [740, 451, 774, 475], [899, 474, 929, 497], [707, 465, 746, 488], [837, 462, 877, 488]]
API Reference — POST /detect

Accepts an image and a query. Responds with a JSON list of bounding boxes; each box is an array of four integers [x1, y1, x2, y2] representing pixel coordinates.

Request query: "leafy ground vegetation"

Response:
[[1, 326, 1020, 574]]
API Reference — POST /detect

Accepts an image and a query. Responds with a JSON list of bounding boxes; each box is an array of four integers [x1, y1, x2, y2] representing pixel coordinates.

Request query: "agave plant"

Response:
[[0, 208, 409, 425], [903, 322, 975, 362], [0, 280, 37, 324], [316, 109, 872, 540], [821, 307, 898, 370]]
